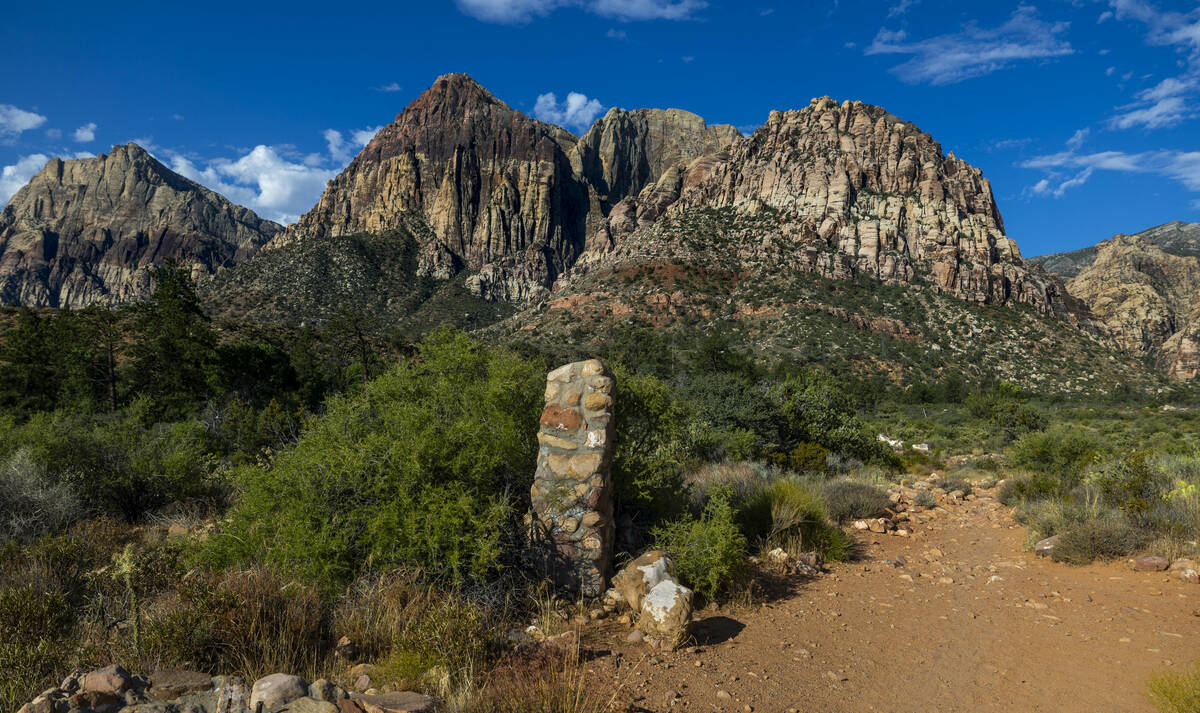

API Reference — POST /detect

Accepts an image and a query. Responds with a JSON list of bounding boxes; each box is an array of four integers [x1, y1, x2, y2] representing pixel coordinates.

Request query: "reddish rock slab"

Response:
[[1133, 556, 1170, 572]]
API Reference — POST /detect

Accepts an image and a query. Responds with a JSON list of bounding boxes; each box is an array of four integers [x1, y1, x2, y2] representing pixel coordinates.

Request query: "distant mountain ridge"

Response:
[[1029, 221, 1200, 278], [0, 143, 280, 308], [1035, 223, 1200, 380]]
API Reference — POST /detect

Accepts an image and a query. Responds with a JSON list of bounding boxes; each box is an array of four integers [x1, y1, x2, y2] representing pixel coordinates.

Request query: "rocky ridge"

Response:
[[0, 144, 280, 308], [1063, 233, 1200, 379], [1030, 220, 1200, 278], [265, 75, 1073, 317]]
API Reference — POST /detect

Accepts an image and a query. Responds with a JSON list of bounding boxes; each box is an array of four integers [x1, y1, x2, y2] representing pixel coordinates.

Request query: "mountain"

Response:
[[266, 73, 744, 304], [1031, 222, 1200, 379], [0, 143, 280, 308], [1030, 221, 1200, 278], [211, 75, 1155, 393]]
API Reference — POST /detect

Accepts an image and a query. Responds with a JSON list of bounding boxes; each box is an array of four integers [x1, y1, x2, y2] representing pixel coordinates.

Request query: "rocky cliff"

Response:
[[569, 97, 1077, 320], [269, 77, 1071, 321], [0, 144, 279, 308], [1063, 233, 1200, 379], [1031, 221, 1200, 278], [270, 74, 743, 302]]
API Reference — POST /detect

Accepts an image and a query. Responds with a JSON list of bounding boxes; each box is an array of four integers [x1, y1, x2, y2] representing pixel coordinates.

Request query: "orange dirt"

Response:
[[586, 487, 1199, 713]]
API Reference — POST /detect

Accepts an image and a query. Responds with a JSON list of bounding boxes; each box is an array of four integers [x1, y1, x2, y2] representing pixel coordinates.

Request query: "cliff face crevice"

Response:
[[0, 143, 279, 308]]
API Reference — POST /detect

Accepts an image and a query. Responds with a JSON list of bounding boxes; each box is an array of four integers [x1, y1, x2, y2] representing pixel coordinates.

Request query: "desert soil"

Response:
[[586, 487, 1199, 713]]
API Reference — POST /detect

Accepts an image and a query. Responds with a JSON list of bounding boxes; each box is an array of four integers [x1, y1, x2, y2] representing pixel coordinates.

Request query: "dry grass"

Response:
[[1148, 661, 1200, 713]]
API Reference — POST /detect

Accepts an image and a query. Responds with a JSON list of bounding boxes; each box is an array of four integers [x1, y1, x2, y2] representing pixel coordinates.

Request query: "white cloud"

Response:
[[171, 147, 336, 225], [454, 0, 705, 23], [1103, 1, 1200, 130], [1, 154, 48, 205], [161, 124, 387, 224], [45, 128, 62, 139], [1098, 10, 1113, 23], [72, 122, 97, 143], [0, 105, 47, 140], [323, 126, 380, 164], [533, 91, 606, 132], [374, 83, 403, 92], [888, 0, 918, 18], [590, 0, 706, 20], [607, 28, 627, 39], [1027, 167, 1093, 197], [681, 55, 695, 62], [351, 126, 382, 145], [1066, 127, 1090, 149], [864, 6, 1073, 85], [1023, 147, 1200, 196]]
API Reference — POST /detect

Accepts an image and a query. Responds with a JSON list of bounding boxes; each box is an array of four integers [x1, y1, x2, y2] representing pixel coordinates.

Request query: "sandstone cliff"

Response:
[[0, 144, 279, 308], [271, 77, 1070, 319], [1065, 234, 1200, 379], [571, 97, 1075, 318]]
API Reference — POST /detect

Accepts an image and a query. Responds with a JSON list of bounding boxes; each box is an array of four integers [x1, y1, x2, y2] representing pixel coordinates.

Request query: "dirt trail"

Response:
[[590, 487, 1199, 713]]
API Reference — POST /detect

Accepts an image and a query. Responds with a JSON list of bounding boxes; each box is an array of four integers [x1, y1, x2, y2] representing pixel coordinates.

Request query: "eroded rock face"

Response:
[[1065, 234, 1200, 379], [667, 98, 1061, 312], [272, 73, 589, 302], [0, 144, 279, 307]]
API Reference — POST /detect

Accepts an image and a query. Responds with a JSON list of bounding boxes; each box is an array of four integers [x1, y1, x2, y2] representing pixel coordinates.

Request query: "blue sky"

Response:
[[1, 0, 1198, 256]]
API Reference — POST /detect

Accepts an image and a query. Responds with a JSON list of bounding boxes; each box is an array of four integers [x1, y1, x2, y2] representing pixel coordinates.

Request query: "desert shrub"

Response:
[[1088, 452, 1170, 515], [936, 477, 973, 496], [764, 479, 852, 561], [1050, 518, 1147, 565], [653, 491, 749, 601], [200, 329, 543, 591], [769, 442, 830, 474], [1148, 661, 1200, 713], [774, 372, 895, 466], [473, 647, 611, 713], [914, 491, 937, 509], [611, 369, 693, 527], [820, 479, 891, 524], [4, 404, 221, 522], [998, 473, 1061, 505], [0, 449, 83, 544], [370, 588, 497, 691], [1009, 426, 1104, 484], [142, 567, 326, 678]]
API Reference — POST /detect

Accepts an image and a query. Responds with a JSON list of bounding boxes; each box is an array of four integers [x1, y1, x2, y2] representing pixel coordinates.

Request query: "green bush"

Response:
[[200, 329, 544, 591], [1089, 452, 1168, 515], [998, 473, 1062, 505], [936, 477, 973, 496], [0, 449, 83, 544], [820, 479, 891, 524], [1051, 518, 1147, 565], [653, 492, 748, 601], [1009, 426, 1104, 484]]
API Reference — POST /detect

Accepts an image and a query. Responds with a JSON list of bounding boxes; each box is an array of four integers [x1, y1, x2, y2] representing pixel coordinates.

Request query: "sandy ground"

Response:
[[585, 488, 1199, 713]]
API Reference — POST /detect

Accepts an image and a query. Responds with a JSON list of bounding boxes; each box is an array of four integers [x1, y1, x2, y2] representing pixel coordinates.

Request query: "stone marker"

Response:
[[531, 359, 616, 598]]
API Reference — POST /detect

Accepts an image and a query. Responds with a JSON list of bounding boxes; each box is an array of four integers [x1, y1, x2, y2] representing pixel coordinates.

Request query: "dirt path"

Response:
[[588, 486, 1199, 713]]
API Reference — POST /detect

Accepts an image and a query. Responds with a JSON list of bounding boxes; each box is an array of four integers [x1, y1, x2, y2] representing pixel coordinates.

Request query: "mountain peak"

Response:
[[0, 143, 280, 308]]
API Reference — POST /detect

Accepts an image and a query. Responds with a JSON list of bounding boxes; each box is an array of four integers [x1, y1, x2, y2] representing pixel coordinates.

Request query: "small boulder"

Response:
[[611, 550, 676, 613], [148, 670, 212, 700], [1033, 535, 1060, 557], [82, 665, 132, 695], [280, 698, 339, 713], [309, 680, 348, 702], [1179, 568, 1199, 584], [1133, 556, 1170, 572], [251, 674, 309, 711], [334, 635, 359, 661], [639, 578, 694, 649], [349, 691, 434, 713]]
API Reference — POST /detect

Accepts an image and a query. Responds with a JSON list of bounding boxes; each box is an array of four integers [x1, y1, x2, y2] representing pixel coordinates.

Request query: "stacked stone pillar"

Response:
[[530, 359, 615, 598]]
